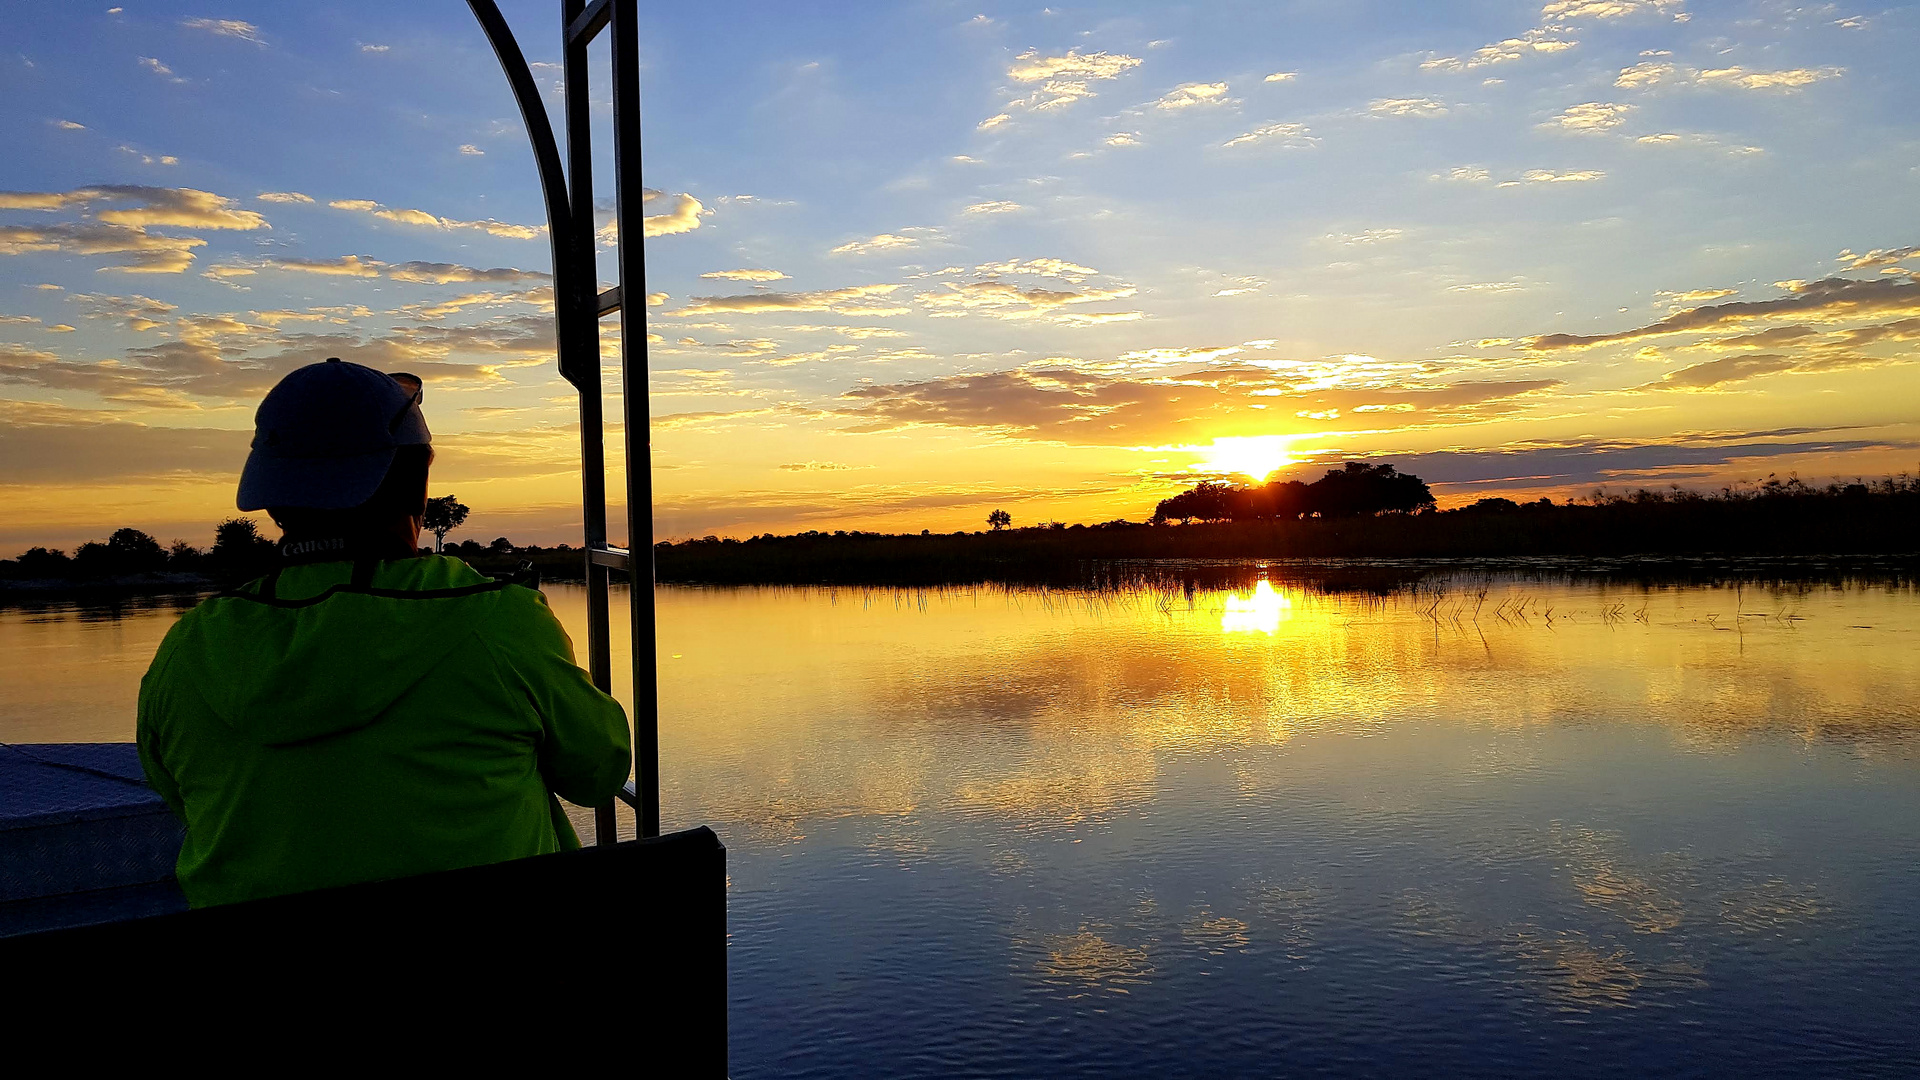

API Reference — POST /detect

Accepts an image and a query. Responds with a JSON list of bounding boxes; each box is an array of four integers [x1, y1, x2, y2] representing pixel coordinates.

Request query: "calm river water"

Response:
[[4, 571, 1919, 1076]]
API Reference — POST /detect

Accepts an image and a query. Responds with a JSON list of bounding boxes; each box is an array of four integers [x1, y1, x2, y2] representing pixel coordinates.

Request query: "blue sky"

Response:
[[2, 1, 1916, 548]]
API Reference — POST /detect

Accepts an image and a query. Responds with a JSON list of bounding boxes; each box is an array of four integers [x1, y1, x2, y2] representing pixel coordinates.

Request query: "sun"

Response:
[[1194, 435, 1293, 483]]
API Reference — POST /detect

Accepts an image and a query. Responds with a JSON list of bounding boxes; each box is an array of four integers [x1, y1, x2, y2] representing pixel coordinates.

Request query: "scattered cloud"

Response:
[[1550, 101, 1633, 131], [834, 366, 1556, 445], [1522, 169, 1605, 183], [182, 18, 265, 44], [1540, 0, 1687, 22], [1633, 132, 1764, 154], [1616, 61, 1843, 91], [917, 280, 1137, 321], [1104, 132, 1140, 147], [53, 119, 85, 130], [117, 145, 179, 166], [673, 284, 909, 317], [1423, 28, 1577, 73], [1529, 276, 1920, 350], [593, 190, 708, 245], [1222, 122, 1317, 149], [1657, 287, 1737, 305], [1434, 165, 1492, 182], [1370, 97, 1448, 117], [360, 43, 390, 53], [1837, 246, 1919, 270], [137, 57, 187, 83], [1264, 72, 1297, 82], [328, 197, 542, 240], [1154, 82, 1234, 110], [458, 144, 484, 155], [778, 461, 859, 471], [256, 191, 313, 204], [0, 223, 205, 273], [257, 254, 384, 278], [973, 257, 1100, 282], [1335, 228, 1405, 245], [1002, 49, 1144, 113], [830, 229, 942, 256], [964, 200, 1024, 215], [227, 254, 549, 285], [701, 268, 788, 281]]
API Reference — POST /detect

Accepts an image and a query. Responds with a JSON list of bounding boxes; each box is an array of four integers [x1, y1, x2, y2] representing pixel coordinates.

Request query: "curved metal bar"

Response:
[[466, 0, 589, 389]]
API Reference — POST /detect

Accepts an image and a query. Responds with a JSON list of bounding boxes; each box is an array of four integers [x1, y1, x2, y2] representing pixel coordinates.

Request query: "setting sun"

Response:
[[1195, 436, 1294, 484]]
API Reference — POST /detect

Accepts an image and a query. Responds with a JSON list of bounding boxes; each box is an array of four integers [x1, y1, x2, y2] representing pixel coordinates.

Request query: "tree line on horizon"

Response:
[[7, 469, 1918, 587], [6, 519, 279, 583]]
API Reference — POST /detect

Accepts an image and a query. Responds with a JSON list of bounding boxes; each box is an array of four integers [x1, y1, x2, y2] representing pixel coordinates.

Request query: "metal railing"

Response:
[[469, 0, 658, 841]]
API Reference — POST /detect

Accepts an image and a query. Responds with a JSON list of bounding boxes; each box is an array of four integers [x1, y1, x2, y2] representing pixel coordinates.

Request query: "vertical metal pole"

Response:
[[559, 0, 619, 847], [610, 0, 660, 839]]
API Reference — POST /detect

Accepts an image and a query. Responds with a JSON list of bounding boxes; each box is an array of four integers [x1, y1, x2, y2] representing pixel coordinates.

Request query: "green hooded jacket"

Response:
[[137, 555, 631, 907]]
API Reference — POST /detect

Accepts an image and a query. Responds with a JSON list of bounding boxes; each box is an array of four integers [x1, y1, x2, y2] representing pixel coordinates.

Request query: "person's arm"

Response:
[[490, 589, 633, 807]]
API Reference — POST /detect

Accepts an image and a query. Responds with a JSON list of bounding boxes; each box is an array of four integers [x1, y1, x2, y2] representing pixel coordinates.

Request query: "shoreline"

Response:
[[6, 550, 1917, 605]]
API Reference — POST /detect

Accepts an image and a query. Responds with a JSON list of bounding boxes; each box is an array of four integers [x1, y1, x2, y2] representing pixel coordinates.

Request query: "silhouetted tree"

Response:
[[488, 536, 514, 554], [1307, 463, 1434, 517], [16, 546, 71, 578], [1154, 464, 1435, 523], [423, 496, 470, 552], [167, 539, 203, 570], [210, 517, 277, 578], [987, 509, 1011, 531]]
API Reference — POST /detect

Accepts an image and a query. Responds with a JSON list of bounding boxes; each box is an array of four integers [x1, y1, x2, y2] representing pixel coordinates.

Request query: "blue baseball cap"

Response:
[[237, 358, 432, 511]]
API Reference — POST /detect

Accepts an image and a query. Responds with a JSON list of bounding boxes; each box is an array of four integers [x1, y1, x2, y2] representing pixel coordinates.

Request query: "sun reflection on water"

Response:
[[1221, 578, 1294, 634]]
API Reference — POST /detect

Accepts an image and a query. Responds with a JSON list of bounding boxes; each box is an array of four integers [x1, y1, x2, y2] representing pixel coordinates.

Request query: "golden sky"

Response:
[[1, 2, 1916, 551]]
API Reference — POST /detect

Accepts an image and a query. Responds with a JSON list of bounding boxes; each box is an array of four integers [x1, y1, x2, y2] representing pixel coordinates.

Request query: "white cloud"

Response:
[[1434, 165, 1492, 182], [1616, 61, 1843, 91], [1334, 228, 1404, 245], [0, 224, 206, 273], [999, 49, 1144, 113], [138, 57, 186, 83], [1696, 65, 1843, 91], [674, 283, 909, 317], [117, 145, 178, 166], [1837, 246, 1920, 270], [1264, 72, 1297, 82], [458, 144, 484, 156], [1634, 132, 1763, 154], [1423, 28, 1577, 73], [53, 119, 85, 130], [964, 200, 1024, 215], [1370, 97, 1448, 117], [360, 43, 390, 53], [1155, 82, 1234, 110], [1222, 122, 1317, 149], [1523, 169, 1605, 182], [330, 198, 542, 240], [1541, 0, 1687, 21], [1550, 101, 1632, 130], [700, 268, 788, 281], [978, 113, 1012, 131], [182, 17, 265, 44], [829, 228, 941, 256], [973, 257, 1100, 282], [918, 280, 1137, 321], [256, 191, 314, 204], [1105, 132, 1141, 147]]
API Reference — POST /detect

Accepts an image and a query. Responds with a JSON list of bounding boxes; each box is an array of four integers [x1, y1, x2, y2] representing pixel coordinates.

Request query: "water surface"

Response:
[[5, 573, 1918, 1075]]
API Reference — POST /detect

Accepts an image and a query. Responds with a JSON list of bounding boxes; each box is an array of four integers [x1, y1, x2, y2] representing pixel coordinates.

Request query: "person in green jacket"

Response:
[[138, 358, 632, 907]]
